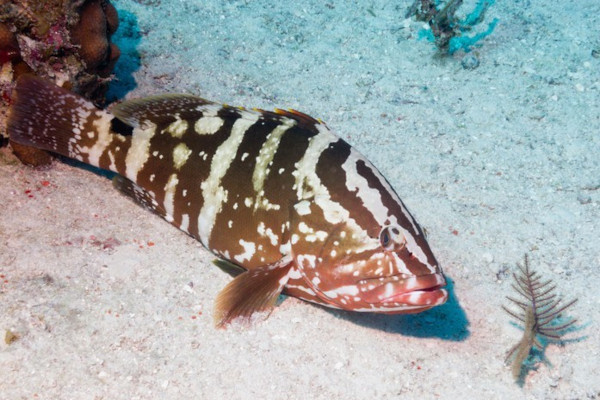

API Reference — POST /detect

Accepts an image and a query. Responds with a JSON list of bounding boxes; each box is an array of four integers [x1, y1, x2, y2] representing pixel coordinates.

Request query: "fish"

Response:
[[7, 74, 448, 327]]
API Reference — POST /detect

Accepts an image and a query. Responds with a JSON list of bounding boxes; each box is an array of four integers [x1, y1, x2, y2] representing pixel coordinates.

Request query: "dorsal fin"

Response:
[[274, 108, 324, 127], [112, 93, 326, 132], [110, 94, 215, 128], [252, 107, 325, 129]]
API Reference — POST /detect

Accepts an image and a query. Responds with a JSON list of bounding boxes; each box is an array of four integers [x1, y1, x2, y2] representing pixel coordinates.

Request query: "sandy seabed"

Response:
[[1, 1, 599, 399]]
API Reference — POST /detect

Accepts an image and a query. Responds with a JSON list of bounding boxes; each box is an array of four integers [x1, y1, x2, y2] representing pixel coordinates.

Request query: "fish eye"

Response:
[[379, 225, 407, 251], [379, 226, 393, 249]]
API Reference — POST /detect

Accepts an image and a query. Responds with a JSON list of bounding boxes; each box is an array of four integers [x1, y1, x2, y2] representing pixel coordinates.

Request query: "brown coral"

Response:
[[71, 0, 120, 77]]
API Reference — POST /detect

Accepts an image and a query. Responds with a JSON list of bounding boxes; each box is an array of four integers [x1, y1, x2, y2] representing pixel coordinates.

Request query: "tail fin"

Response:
[[7, 74, 115, 167]]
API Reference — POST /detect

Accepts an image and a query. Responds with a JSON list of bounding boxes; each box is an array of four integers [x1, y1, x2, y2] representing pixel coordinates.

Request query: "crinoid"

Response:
[[502, 254, 578, 381]]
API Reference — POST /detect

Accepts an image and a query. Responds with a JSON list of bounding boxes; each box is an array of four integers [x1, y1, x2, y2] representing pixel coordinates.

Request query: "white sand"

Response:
[[1, 0, 599, 398]]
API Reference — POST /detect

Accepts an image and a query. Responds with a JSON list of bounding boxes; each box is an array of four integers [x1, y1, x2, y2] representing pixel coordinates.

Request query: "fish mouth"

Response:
[[357, 273, 448, 308]]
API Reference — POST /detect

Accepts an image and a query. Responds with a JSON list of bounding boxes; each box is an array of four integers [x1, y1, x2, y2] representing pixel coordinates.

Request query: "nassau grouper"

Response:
[[8, 75, 448, 327]]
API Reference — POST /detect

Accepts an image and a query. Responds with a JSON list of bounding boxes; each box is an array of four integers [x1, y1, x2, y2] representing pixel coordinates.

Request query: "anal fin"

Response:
[[214, 256, 293, 328]]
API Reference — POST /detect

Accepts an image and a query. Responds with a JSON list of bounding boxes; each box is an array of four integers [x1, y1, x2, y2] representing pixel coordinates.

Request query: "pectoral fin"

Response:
[[214, 257, 293, 328]]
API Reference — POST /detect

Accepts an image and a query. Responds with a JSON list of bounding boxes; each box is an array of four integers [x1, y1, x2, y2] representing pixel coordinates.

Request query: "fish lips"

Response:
[[358, 273, 448, 308]]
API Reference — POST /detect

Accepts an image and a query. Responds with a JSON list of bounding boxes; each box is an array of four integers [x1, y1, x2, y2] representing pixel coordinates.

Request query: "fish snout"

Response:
[[358, 273, 448, 308]]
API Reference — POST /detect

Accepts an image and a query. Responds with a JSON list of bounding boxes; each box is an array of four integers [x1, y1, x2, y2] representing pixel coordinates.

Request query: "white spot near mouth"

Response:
[[382, 282, 394, 299], [323, 285, 359, 299], [406, 291, 423, 304]]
